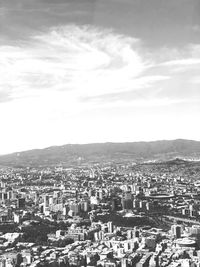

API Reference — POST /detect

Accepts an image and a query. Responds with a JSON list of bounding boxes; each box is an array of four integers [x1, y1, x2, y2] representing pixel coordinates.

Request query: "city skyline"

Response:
[[1, 0, 200, 154]]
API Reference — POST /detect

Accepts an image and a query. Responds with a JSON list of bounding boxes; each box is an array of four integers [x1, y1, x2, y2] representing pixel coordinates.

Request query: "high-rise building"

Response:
[[7, 191, 13, 200], [121, 198, 133, 210], [107, 221, 114, 233], [171, 225, 181, 238], [111, 198, 118, 211], [80, 201, 89, 212], [0, 181, 6, 188], [127, 230, 134, 239], [121, 258, 128, 267], [124, 191, 132, 200], [133, 199, 140, 209], [69, 203, 81, 216], [17, 198, 25, 209], [43, 195, 49, 208]]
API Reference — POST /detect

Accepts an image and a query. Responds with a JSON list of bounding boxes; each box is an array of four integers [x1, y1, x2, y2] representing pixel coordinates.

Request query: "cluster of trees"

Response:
[[19, 221, 58, 244], [50, 238, 74, 247], [96, 212, 155, 227]]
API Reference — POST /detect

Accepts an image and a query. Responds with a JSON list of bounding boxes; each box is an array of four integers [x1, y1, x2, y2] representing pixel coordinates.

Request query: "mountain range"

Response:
[[0, 139, 200, 167]]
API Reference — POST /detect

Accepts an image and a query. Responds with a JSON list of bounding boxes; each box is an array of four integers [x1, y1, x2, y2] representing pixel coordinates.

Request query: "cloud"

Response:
[[88, 97, 187, 110], [157, 44, 200, 68], [1, 24, 200, 110], [0, 24, 167, 105], [3, 23, 200, 115], [162, 58, 200, 66]]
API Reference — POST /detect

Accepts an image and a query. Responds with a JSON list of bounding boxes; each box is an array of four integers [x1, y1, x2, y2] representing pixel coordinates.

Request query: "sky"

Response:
[[0, 0, 200, 154]]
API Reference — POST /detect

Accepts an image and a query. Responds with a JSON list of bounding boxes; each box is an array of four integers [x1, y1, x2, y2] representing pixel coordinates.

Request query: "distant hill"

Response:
[[0, 139, 200, 167]]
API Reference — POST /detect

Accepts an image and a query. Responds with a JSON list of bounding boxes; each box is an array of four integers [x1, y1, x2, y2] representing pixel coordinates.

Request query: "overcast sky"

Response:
[[0, 0, 200, 154]]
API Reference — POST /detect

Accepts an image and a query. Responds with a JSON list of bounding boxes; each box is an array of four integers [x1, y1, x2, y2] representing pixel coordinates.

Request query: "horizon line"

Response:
[[1, 138, 200, 157]]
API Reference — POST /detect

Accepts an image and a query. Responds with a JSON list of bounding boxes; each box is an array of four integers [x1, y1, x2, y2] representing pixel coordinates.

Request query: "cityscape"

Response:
[[0, 144, 200, 266], [1, 0, 200, 267]]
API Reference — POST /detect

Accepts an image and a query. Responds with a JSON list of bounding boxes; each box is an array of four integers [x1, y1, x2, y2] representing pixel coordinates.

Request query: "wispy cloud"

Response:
[[162, 58, 200, 66], [157, 44, 200, 68], [0, 24, 167, 104], [1, 24, 200, 110]]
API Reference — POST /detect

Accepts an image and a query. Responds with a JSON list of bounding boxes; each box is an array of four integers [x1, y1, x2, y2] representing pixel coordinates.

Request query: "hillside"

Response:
[[0, 139, 200, 167]]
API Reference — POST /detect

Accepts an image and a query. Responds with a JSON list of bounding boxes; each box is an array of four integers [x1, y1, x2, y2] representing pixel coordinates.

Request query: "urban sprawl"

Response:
[[0, 160, 200, 267]]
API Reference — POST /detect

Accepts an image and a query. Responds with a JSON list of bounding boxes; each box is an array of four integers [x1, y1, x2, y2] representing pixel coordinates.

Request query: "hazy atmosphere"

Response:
[[1, 0, 200, 154]]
